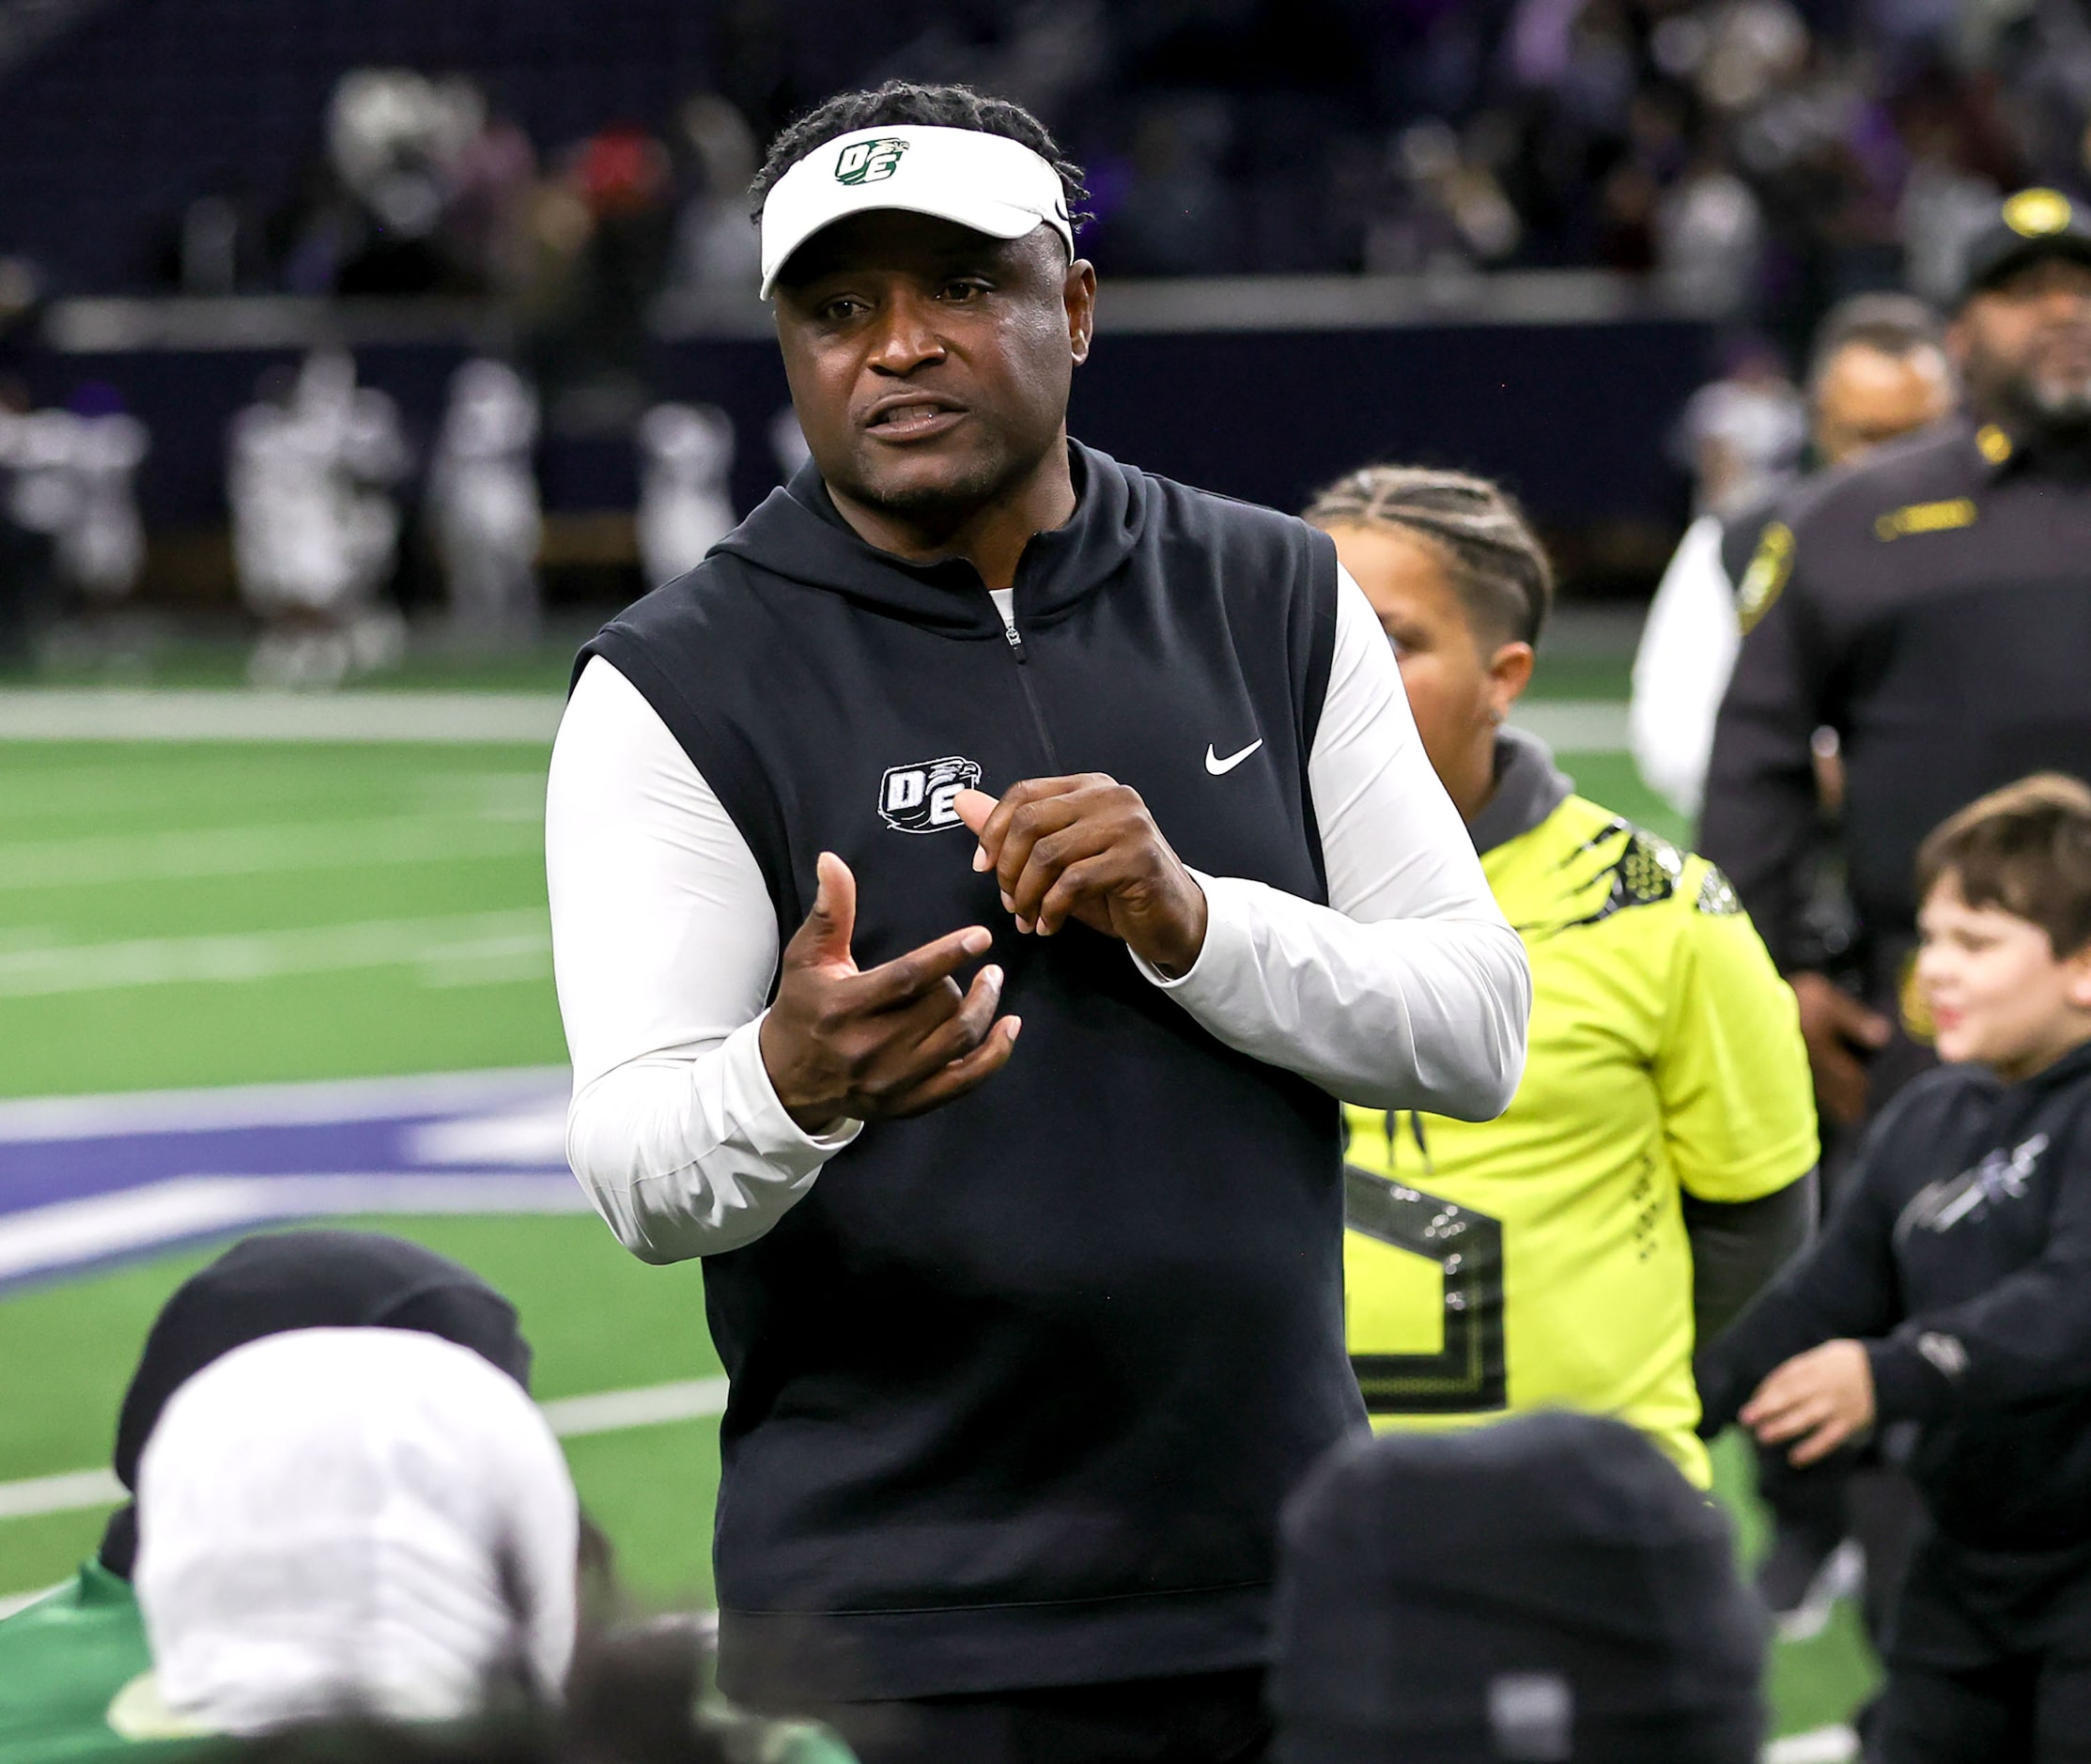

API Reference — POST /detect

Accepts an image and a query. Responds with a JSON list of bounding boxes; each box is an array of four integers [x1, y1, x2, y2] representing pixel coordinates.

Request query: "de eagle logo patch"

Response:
[[835, 138, 910, 186], [879, 755, 981, 833]]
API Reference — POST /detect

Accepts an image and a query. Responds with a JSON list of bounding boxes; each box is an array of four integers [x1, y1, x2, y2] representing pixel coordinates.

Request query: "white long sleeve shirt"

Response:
[[547, 567, 1529, 1263]]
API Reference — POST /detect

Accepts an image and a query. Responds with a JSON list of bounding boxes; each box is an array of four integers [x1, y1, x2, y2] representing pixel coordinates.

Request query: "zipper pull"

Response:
[[1003, 621, 1027, 662]]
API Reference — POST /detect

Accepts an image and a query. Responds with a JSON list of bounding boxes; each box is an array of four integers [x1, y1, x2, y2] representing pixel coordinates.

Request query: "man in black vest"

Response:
[[547, 82, 1530, 1764]]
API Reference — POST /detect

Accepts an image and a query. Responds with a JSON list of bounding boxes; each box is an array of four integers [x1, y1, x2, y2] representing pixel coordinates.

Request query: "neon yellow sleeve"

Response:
[[1655, 864, 1820, 1201]]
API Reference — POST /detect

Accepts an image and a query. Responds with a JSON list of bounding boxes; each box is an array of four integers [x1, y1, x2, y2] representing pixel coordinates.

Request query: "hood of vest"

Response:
[[708, 438, 1149, 638]]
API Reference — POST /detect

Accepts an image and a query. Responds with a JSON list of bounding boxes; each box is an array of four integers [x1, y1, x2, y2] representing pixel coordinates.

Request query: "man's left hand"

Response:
[[954, 779, 1208, 978], [1739, 1338, 1876, 1466]]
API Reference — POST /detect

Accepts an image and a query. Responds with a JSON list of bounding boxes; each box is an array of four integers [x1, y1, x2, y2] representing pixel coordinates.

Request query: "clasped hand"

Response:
[[758, 776, 1205, 1134], [953, 776, 1207, 978]]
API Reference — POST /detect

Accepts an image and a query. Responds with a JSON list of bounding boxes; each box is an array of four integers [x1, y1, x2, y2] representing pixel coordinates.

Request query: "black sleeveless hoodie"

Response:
[[580, 441, 1363, 1701]]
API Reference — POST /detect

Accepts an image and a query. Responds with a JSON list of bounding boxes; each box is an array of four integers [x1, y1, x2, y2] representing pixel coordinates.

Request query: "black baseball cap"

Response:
[[1958, 188, 2091, 307], [1270, 1412, 1766, 1763]]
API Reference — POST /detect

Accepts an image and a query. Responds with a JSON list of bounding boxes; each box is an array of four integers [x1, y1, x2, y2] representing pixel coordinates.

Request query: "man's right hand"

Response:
[[759, 851, 1021, 1135], [1789, 970, 1890, 1127]]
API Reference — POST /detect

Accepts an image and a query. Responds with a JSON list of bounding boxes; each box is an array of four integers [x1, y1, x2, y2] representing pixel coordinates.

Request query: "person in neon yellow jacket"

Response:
[[1305, 465, 1820, 1488]]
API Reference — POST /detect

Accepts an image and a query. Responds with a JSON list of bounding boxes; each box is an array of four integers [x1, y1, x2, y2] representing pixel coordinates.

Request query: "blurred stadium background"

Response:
[[5, 0, 2063, 1745]]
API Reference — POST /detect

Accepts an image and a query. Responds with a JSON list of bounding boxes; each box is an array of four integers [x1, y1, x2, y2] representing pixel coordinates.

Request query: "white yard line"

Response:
[[0, 766, 543, 825], [541, 1377, 732, 1439], [0, 1171, 591, 1287], [0, 1377, 730, 1525], [0, 689, 1634, 755], [0, 1581, 70, 1618], [1764, 1725, 1860, 1763], [0, 813, 542, 890], [0, 1470, 125, 1523], [0, 909, 549, 998], [0, 1066, 567, 1143], [0, 690, 563, 744]]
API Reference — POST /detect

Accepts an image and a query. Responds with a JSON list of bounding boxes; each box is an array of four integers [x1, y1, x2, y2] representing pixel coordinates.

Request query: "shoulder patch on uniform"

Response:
[[1874, 498, 1977, 542], [2004, 187, 2073, 238], [1695, 865, 1742, 916], [1735, 521, 1792, 633]]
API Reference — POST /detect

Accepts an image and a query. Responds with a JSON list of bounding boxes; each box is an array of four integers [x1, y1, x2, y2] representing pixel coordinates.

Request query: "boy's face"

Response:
[[1915, 874, 2091, 1080]]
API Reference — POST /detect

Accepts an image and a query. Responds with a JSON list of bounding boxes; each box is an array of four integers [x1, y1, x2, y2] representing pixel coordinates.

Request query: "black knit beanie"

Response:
[[1271, 1412, 1765, 1763]]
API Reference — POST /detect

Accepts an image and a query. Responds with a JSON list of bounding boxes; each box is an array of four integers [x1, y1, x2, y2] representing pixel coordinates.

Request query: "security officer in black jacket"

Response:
[[1705, 189, 2091, 1131]]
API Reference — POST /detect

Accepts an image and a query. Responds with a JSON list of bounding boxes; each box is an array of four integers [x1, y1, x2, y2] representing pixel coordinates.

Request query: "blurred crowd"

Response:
[[121, 0, 2091, 342], [163, 70, 751, 403], [1, 0, 2086, 673]]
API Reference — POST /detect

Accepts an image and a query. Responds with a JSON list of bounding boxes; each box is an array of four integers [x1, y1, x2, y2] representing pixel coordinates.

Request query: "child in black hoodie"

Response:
[[1699, 773, 2091, 1764]]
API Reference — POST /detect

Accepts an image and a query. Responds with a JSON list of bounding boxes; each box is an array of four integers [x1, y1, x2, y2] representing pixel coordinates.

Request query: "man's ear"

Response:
[[2063, 942, 2091, 1011], [1487, 641, 1536, 721], [1065, 258, 1097, 365]]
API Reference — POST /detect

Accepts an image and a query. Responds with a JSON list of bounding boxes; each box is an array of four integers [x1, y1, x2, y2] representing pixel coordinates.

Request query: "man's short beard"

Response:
[[2004, 368, 2091, 435], [840, 436, 1052, 538]]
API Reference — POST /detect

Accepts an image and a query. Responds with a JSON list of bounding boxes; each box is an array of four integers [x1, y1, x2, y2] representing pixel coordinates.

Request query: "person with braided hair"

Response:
[[1305, 465, 1819, 1486]]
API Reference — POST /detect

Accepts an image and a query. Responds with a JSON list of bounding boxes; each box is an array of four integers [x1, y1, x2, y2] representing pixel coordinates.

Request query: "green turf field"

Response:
[[0, 695, 1876, 1741], [0, 1215, 723, 1604], [0, 742, 562, 1094]]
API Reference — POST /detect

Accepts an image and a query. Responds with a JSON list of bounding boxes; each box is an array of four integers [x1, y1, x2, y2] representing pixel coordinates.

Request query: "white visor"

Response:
[[759, 123, 1075, 299]]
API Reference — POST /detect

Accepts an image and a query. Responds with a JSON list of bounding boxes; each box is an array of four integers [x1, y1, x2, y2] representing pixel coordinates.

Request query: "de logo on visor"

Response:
[[880, 756, 982, 832], [835, 138, 909, 185]]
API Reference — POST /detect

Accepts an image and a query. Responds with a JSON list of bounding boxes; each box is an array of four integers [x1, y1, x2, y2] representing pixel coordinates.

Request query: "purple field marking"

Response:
[[0, 1068, 583, 1291]]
